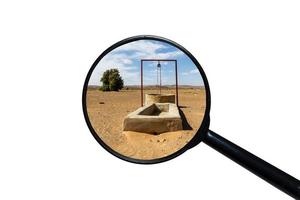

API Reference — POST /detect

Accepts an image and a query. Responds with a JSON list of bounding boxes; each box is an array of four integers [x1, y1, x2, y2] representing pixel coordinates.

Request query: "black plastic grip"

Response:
[[203, 130, 300, 199]]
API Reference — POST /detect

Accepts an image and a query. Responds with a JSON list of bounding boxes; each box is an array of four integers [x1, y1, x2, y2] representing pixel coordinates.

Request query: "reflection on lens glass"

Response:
[[86, 39, 206, 160]]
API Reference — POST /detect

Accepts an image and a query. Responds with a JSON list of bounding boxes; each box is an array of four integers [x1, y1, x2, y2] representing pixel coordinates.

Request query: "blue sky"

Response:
[[88, 40, 204, 86]]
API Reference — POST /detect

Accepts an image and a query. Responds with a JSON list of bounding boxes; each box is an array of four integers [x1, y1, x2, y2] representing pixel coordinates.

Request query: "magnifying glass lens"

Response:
[[84, 38, 208, 162]]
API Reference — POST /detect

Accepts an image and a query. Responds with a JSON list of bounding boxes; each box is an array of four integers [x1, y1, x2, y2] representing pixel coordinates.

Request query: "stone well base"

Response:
[[123, 103, 182, 134], [145, 94, 175, 105]]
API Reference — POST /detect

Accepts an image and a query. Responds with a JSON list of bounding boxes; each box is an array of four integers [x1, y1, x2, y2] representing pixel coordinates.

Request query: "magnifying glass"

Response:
[[82, 35, 300, 199]]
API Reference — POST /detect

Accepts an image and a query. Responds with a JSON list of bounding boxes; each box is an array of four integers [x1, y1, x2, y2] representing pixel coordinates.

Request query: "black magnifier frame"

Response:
[[82, 35, 211, 164], [82, 35, 300, 199]]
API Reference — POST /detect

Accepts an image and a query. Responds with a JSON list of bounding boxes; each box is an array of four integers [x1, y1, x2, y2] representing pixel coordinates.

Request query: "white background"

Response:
[[0, 1, 299, 199]]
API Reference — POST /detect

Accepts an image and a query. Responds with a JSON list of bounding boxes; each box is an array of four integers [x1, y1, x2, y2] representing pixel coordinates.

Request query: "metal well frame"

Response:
[[140, 59, 178, 107]]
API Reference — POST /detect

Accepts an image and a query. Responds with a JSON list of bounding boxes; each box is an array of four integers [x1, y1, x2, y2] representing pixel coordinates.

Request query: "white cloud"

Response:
[[116, 40, 167, 54], [190, 69, 199, 74], [122, 58, 133, 65], [182, 68, 200, 76], [88, 40, 184, 86]]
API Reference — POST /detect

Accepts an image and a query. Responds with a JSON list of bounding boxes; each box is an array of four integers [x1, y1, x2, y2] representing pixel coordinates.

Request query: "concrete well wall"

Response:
[[123, 103, 182, 134], [145, 94, 175, 105]]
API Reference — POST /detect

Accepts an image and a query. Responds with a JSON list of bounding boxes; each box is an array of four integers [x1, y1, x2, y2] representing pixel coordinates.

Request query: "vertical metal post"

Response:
[[159, 64, 161, 95], [175, 60, 178, 106], [157, 65, 159, 94], [141, 60, 143, 107]]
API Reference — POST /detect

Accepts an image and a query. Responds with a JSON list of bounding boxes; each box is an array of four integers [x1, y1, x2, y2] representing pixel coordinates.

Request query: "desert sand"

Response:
[[86, 87, 206, 160]]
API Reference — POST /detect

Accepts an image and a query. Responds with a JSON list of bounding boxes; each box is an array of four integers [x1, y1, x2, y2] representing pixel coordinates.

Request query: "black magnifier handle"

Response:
[[203, 130, 300, 199]]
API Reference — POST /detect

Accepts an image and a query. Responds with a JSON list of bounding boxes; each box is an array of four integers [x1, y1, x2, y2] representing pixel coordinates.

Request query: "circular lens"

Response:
[[83, 36, 209, 163]]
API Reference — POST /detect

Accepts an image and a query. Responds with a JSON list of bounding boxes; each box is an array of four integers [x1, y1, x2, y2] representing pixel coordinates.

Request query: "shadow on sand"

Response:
[[178, 105, 188, 109], [178, 107, 192, 130]]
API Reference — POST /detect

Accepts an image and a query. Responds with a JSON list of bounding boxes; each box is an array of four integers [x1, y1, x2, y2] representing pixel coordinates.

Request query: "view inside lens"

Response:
[[85, 39, 207, 160]]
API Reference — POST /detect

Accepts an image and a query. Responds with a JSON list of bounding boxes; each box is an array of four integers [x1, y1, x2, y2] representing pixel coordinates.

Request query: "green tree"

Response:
[[100, 69, 124, 91]]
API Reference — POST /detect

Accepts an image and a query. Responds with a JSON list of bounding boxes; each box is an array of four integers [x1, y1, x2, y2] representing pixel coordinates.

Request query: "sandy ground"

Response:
[[86, 88, 206, 160]]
